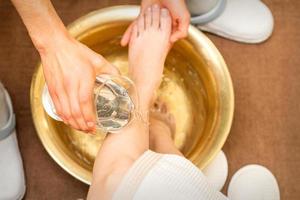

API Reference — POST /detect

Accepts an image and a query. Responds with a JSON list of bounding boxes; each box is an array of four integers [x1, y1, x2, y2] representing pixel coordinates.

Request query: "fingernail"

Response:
[[87, 121, 94, 128]]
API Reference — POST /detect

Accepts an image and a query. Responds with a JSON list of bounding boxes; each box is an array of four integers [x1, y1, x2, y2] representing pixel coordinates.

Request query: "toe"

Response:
[[152, 4, 160, 29], [160, 8, 172, 34], [161, 102, 167, 113], [145, 7, 152, 29], [137, 14, 145, 35], [153, 98, 162, 111]]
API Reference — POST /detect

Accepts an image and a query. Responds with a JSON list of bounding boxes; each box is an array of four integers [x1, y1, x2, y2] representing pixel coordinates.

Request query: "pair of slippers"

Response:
[[203, 151, 280, 200], [0, 82, 26, 199], [188, 0, 274, 43]]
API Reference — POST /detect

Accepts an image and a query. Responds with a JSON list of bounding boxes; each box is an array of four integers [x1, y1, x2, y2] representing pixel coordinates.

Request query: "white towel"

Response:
[[113, 150, 228, 200]]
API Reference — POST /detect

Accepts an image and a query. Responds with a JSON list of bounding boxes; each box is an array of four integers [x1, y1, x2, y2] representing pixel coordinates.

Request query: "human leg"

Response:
[[87, 5, 172, 200]]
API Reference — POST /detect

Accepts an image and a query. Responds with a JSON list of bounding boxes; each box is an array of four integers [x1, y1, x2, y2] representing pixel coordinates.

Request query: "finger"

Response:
[[91, 54, 120, 76], [59, 92, 79, 129], [95, 61, 120, 76], [170, 27, 188, 43], [170, 31, 183, 43], [67, 112, 80, 130], [152, 4, 160, 29], [67, 82, 90, 131], [179, 14, 190, 36], [98, 62, 120, 76], [48, 86, 64, 121], [145, 7, 152, 29], [43, 63, 68, 123], [55, 80, 80, 129], [79, 78, 96, 131], [170, 16, 190, 43], [121, 22, 134, 47]]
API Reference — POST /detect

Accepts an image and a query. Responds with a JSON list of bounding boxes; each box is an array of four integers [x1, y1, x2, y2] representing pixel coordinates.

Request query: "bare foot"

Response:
[[151, 99, 176, 138], [149, 99, 183, 156], [128, 4, 172, 106]]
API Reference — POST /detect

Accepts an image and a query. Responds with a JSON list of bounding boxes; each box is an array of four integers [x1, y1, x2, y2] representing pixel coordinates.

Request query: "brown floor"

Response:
[[0, 0, 299, 199]]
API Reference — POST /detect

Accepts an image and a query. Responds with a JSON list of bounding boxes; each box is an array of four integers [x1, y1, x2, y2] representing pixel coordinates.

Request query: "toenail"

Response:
[[161, 9, 168, 15]]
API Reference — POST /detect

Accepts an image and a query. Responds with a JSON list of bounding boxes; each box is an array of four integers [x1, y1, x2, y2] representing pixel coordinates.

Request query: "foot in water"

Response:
[[149, 98, 182, 156], [151, 98, 176, 138]]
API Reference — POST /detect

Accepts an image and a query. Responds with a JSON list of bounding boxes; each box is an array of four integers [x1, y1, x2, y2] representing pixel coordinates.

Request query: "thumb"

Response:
[[121, 22, 134, 47], [95, 62, 120, 76], [91, 53, 120, 76]]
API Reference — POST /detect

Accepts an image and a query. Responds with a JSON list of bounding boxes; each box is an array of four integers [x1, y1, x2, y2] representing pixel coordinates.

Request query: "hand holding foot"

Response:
[[128, 5, 172, 109], [121, 0, 190, 45]]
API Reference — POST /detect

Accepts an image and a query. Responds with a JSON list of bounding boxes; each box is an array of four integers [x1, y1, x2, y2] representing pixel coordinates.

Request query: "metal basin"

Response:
[[30, 6, 234, 184]]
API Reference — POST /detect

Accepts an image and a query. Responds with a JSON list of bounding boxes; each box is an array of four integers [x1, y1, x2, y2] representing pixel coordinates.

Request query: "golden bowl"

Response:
[[30, 6, 234, 184]]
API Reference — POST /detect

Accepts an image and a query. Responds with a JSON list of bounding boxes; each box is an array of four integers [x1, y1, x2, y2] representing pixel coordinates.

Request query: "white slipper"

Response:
[[0, 82, 26, 200], [227, 164, 280, 200], [203, 151, 228, 191], [193, 0, 274, 43]]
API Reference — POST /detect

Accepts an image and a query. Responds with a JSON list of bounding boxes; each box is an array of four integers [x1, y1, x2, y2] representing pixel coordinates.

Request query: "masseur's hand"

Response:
[[39, 33, 117, 132], [10, 0, 118, 132], [121, 0, 190, 46]]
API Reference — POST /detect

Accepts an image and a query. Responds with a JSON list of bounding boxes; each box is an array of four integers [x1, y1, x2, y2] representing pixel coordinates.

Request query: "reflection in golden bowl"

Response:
[[30, 6, 234, 184]]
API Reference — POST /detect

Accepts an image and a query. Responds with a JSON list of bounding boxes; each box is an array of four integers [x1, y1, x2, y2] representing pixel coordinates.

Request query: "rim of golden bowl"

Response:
[[30, 5, 234, 185]]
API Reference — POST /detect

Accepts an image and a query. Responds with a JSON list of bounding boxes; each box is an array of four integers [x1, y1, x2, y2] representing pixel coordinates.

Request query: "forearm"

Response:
[[11, 0, 68, 50], [88, 104, 150, 199], [94, 107, 150, 170]]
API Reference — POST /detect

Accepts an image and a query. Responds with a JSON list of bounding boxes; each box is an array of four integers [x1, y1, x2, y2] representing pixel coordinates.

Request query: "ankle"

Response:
[[136, 90, 154, 109]]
